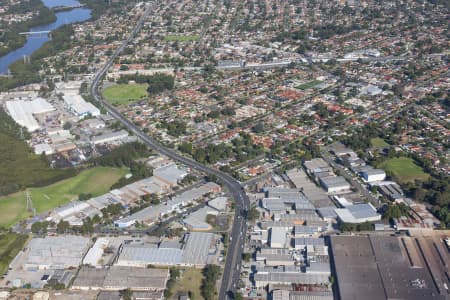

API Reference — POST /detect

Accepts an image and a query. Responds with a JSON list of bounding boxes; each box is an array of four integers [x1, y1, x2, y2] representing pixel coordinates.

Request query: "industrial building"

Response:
[[5, 98, 55, 131], [330, 235, 449, 300], [183, 206, 218, 231], [272, 289, 333, 300], [153, 162, 188, 187], [334, 203, 381, 224], [90, 130, 129, 145], [261, 188, 315, 214], [303, 158, 332, 178], [319, 176, 350, 193], [269, 227, 288, 248], [62, 93, 100, 119], [72, 266, 169, 291], [375, 182, 404, 201], [285, 168, 333, 208], [82, 238, 113, 268], [116, 232, 219, 267], [358, 166, 386, 182], [114, 182, 220, 228], [23, 236, 90, 270]]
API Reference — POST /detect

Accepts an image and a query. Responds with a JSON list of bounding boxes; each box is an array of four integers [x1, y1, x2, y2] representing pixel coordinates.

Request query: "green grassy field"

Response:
[[0, 233, 28, 275], [370, 137, 389, 148], [295, 80, 322, 90], [0, 167, 127, 228], [380, 157, 429, 183], [170, 268, 204, 300], [164, 35, 200, 42], [102, 84, 148, 105]]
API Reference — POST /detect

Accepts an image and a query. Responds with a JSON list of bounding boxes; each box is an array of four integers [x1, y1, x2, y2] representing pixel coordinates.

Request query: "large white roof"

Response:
[[5, 98, 55, 131]]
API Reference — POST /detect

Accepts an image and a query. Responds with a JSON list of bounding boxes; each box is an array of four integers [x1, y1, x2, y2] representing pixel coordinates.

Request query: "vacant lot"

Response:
[[380, 157, 429, 183], [0, 167, 127, 227], [370, 138, 389, 148], [170, 268, 204, 300], [164, 35, 200, 42], [103, 84, 148, 105], [0, 233, 28, 275]]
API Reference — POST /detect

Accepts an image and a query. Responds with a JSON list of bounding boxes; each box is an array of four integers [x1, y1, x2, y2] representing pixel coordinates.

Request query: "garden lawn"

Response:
[[370, 137, 389, 148], [170, 268, 204, 300], [0, 167, 127, 228], [380, 157, 429, 183], [103, 83, 148, 105], [295, 80, 322, 90]]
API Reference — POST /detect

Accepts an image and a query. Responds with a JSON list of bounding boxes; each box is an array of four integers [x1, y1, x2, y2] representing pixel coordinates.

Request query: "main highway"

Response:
[[89, 3, 248, 299]]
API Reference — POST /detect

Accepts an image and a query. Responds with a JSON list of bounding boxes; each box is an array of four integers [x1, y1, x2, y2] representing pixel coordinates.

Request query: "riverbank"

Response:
[[0, 0, 57, 57]]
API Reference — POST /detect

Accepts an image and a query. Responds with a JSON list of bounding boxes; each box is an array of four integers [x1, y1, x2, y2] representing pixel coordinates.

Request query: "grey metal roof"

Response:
[[118, 245, 183, 265], [182, 232, 215, 265]]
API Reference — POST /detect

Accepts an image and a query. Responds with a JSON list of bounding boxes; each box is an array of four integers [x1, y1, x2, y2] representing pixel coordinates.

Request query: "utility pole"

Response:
[[26, 190, 36, 217]]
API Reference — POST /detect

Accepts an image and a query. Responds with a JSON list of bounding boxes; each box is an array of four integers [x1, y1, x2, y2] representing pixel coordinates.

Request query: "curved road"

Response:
[[89, 3, 248, 299]]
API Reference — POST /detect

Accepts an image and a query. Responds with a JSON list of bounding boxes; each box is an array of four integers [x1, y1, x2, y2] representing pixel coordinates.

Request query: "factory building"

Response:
[[90, 130, 129, 145], [62, 93, 100, 119], [115, 232, 219, 267], [319, 176, 351, 193], [23, 236, 90, 270], [114, 182, 220, 228], [359, 167, 386, 182], [334, 203, 381, 224], [72, 266, 169, 291], [269, 227, 288, 248], [5, 98, 55, 131]]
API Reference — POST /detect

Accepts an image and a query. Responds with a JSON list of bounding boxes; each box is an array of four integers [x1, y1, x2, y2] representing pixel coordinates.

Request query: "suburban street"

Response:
[[89, 3, 248, 299]]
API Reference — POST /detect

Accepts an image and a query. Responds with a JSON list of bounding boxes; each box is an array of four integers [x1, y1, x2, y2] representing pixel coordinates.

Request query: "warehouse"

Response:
[[272, 290, 333, 300], [91, 130, 129, 145], [303, 158, 332, 177], [330, 235, 445, 300], [254, 272, 330, 287], [256, 248, 294, 266], [183, 207, 218, 231], [5, 98, 55, 131], [116, 245, 184, 267], [208, 197, 228, 211], [116, 232, 218, 267], [63, 93, 100, 119], [114, 182, 220, 228], [319, 176, 350, 193], [73, 266, 168, 291], [82, 238, 110, 268], [269, 227, 288, 248], [153, 163, 188, 187], [24, 236, 90, 270], [334, 203, 381, 224], [359, 167, 386, 182], [104, 266, 168, 291]]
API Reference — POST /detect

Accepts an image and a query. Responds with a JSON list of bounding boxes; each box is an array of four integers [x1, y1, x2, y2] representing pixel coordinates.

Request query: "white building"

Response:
[[63, 93, 100, 119], [5, 98, 55, 131], [335, 203, 381, 224], [269, 227, 288, 248], [319, 176, 351, 193], [360, 168, 386, 183]]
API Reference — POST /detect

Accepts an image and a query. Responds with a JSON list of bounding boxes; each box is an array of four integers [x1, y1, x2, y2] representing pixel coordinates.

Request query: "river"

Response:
[[0, 0, 91, 74]]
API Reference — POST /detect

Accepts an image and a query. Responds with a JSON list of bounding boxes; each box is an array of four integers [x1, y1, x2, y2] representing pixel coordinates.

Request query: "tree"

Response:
[[201, 265, 221, 300], [247, 204, 260, 221], [31, 221, 49, 234], [119, 288, 132, 300], [56, 220, 70, 233]]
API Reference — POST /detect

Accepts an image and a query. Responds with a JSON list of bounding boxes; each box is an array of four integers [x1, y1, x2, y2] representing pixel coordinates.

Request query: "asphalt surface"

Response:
[[89, 3, 248, 299]]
